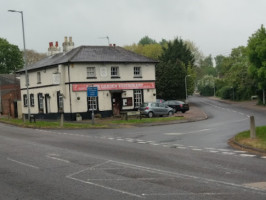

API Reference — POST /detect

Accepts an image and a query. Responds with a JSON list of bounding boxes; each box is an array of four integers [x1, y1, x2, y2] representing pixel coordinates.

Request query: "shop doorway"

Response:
[[112, 92, 122, 116]]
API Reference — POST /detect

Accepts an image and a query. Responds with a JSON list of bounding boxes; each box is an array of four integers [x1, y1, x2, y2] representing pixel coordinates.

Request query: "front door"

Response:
[[112, 93, 122, 116]]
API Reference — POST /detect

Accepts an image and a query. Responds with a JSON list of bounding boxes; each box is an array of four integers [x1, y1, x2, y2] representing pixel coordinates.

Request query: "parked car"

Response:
[[139, 102, 174, 118], [156, 99, 165, 103], [164, 100, 189, 113]]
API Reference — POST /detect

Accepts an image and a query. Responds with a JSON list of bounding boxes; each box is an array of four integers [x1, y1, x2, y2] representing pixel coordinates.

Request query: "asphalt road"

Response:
[[1, 96, 266, 199]]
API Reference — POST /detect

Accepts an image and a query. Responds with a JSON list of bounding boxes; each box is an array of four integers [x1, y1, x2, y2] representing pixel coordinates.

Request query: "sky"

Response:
[[1, 0, 266, 57]]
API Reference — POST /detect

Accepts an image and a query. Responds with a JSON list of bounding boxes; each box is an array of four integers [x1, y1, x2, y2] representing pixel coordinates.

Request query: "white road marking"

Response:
[[68, 176, 144, 198], [46, 155, 70, 163], [164, 132, 185, 136], [66, 160, 143, 198], [222, 152, 235, 155], [177, 147, 187, 149], [7, 157, 39, 169], [262, 156, 266, 159], [192, 148, 202, 151], [209, 150, 219, 153], [239, 154, 256, 157], [234, 150, 246, 153]]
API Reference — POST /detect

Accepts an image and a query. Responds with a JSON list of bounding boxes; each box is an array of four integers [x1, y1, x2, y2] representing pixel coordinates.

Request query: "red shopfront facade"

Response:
[[72, 82, 156, 117]]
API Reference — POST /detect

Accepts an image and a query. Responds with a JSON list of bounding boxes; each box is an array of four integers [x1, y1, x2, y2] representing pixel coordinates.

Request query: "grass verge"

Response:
[[110, 116, 184, 124], [235, 126, 266, 151], [0, 118, 107, 129], [0, 116, 184, 129]]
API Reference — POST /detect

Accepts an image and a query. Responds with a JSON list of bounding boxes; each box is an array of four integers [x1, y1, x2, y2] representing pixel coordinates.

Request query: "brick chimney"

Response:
[[47, 41, 61, 56]]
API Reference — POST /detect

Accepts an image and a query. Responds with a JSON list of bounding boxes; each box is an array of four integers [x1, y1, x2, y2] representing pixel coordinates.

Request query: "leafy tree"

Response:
[[0, 38, 23, 73], [156, 38, 195, 100], [213, 46, 254, 100], [184, 40, 204, 67], [247, 25, 266, 103], [138, 36, 157, 45], [26, 49, 46, 66], [124, 43, 162, 60], [197, 75, 215, 96]]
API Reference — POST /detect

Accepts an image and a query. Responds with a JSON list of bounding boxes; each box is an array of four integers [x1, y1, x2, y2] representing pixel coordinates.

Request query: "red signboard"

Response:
[[72, 82, 155, 91]]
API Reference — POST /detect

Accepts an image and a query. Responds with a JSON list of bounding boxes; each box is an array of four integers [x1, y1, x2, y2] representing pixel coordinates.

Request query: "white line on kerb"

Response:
[[7, 157, 39, 169]]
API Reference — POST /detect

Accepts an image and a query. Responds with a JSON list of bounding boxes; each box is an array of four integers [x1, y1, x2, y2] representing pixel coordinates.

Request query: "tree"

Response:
[[0, 38, 23, 73], [184, 40, 204, 67], [138, 36, 157, 45], [247, 25, 266, 103], [124, 43, 162, 60], [156, 38, 195, 100], [26, 49, 46, 66]]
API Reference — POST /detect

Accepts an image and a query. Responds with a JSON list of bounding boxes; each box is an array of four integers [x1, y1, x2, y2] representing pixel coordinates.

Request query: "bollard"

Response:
[[250, 116, 256, 139]]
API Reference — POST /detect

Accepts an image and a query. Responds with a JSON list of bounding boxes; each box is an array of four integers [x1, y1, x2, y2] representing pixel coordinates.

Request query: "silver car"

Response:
[[139, 102, 174, 118]]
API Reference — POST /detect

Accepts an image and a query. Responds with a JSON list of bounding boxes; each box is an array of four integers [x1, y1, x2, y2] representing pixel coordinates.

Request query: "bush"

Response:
[[217, 86, 233, 99]]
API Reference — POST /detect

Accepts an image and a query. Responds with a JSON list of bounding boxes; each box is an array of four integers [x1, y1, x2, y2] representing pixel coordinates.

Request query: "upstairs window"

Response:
[[37, 72, 41, 84], [111, 66, 119, 78], [87, 67, 96, 79], [134, 66, 142, 77]]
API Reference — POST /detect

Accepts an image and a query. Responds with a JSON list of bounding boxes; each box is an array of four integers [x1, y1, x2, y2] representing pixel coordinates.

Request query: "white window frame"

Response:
[[30, 94, 34, 107], [37, 72, 41, 84], [111, 66, 119, 77], [88, 97, 97, 111], [134, 89, 143, 108], [23, 94, 28, 107], [87, 67, 96, 78], [134, 66, 142, 77]]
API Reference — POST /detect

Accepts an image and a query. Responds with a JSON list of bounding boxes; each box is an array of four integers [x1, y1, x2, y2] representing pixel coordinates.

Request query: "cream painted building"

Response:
[[18, 38, 158, 120]]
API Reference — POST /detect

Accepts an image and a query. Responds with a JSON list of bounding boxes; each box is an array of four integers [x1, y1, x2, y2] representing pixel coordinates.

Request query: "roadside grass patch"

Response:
[[235, 126, 266, 151], [111, 116, 184, 124], [0, 118, 107, 129]]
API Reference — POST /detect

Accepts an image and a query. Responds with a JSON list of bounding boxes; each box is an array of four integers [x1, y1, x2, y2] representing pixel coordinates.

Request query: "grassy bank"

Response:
[[235, 126, 266, 151], [0, 116, 184, 129]]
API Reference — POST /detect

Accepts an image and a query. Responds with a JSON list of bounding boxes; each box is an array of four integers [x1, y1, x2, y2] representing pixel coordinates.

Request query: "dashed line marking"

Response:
[[192, 149, 202, 151], [239, 154, 256, 157]]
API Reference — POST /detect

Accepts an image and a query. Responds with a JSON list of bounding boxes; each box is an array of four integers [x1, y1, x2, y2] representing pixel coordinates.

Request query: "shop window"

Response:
[[111, 66, 119, 78], [134, 89, 143, 108], [87, 67, 96, 79], [134, 66, 142, 78], [23, 94, 28, 107], [37, 72, 41, 84], [38, 93, 44, 113], [88, 97, 98, 111], [30, 94, 34, 107]]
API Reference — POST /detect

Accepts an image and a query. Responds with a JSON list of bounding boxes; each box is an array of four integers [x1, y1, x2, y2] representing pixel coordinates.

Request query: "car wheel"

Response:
[[168, 111, 173, 116], [173, 108, 177, 113], [181, 110, 186, 113], [148, 112, 154, 118]]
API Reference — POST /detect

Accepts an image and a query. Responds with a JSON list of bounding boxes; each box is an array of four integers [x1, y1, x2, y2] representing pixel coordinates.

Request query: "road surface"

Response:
[[0, 96, 266, 199]]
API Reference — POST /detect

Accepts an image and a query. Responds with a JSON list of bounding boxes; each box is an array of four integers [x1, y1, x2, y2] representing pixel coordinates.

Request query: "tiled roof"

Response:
[[18, 46, 158, 72]]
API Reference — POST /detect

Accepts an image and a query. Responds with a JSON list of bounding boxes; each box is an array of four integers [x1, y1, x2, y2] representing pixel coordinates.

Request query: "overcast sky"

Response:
[[1, 0, 266, 57]]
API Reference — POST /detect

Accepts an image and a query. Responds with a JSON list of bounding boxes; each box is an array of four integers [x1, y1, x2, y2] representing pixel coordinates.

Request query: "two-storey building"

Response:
[[18, 39, 158, 120]]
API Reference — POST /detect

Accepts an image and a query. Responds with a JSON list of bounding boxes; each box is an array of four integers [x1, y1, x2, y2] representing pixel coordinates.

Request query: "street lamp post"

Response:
[[185, 75, 191, 102], [8, 10, 30, 121]]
